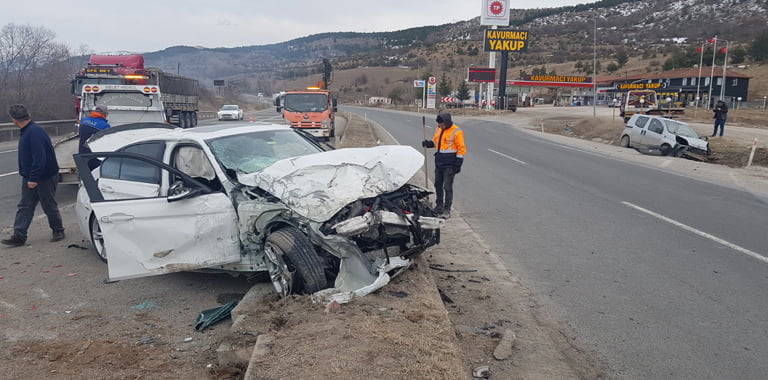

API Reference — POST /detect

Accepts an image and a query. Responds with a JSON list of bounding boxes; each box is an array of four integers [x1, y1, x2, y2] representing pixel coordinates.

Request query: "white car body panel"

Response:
[[238, 145, 424, 222], [92, 192, 241, 280], [88, 127, 177, 152]]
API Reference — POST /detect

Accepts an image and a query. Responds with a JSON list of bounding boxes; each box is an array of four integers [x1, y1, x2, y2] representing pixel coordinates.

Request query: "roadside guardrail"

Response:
[[0, 120, 77, 142], [0, 111, 218, 143]]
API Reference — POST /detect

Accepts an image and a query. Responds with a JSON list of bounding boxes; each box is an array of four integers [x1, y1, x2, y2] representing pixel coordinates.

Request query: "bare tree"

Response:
[[0, 23, 72, 121]]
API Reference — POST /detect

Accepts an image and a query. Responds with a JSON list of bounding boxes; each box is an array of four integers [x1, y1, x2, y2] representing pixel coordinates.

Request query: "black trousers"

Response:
[[434, 166, 456, 211]]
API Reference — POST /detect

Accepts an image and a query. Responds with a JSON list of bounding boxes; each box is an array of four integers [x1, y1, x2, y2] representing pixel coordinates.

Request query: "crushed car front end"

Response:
[[235, 145, 444, 302]]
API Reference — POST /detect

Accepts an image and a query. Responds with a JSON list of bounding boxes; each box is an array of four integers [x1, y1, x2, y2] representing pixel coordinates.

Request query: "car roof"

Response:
[[631, 114, 688, 124], [89, 122, 293, 151]]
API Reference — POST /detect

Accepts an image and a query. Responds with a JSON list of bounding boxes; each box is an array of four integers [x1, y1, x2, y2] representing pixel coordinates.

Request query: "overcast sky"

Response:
[[6, 1, 588, 53]]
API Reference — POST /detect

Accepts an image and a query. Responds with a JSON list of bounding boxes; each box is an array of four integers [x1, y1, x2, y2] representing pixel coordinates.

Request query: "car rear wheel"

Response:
[[620, 135, 630, 147], [89, 213, 107, 263], [264, 227, 329, 297]]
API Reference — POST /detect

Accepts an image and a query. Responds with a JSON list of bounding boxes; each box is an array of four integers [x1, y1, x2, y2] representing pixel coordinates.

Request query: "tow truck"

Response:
[[619, 90, 685, 122]]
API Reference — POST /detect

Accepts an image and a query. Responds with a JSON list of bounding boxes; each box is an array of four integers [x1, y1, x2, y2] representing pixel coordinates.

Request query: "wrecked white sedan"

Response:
[[74, 122, 442, 301]]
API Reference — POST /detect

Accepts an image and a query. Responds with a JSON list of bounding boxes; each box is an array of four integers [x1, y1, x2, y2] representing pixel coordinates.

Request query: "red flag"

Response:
[[707, 37, 716, 44], [695, 46, 703, 53], [719, 46, 728, 54]]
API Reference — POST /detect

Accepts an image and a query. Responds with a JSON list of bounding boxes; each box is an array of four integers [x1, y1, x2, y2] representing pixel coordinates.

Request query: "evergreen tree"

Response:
[[438, 72, 452, 96], [749, 31, 768, 61], [456, 80, 471, 103]]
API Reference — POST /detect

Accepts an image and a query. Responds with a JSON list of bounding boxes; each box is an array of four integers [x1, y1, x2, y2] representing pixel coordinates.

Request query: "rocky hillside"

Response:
[[119, 0, 766, 99]]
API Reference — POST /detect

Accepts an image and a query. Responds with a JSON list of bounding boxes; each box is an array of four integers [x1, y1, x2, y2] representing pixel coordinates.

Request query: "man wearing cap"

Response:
[[421, 112, 466, 218], [78, 105, 111, 170], [2, 104, 65, 246]]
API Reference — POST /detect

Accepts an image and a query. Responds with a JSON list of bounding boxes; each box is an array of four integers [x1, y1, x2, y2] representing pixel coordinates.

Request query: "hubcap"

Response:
[[265, 243, 293, 297]]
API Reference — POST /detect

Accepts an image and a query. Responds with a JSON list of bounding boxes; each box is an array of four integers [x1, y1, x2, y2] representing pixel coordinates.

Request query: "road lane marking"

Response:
[[0, 149, 17, 154], [489, 149, 527, 165], [622, 201, 766, 264], [0, 171, 18, 177]]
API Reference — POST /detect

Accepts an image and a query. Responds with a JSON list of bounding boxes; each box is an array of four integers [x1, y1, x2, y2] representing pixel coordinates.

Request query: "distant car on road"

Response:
[[620, 114, 710, 157], [74, 122, 442, 300], [217, 105, 244, 121]]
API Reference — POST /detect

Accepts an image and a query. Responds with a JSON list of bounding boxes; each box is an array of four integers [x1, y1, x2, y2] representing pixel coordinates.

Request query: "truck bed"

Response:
[[53, 133, 81, 185]]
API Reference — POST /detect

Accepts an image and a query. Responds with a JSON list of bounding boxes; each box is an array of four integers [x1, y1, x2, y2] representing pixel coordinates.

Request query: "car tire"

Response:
[[89, 213, 107, 263], [620, 135, 630, 147], [264, 226, 329, 297]]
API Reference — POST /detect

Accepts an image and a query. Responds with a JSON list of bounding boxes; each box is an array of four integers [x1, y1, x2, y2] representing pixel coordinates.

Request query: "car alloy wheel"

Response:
[[90, 214, 107, 262]]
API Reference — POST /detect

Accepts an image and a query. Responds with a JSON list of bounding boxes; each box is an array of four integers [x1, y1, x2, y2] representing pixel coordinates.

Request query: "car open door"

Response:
[[75, 152, 241, 281]]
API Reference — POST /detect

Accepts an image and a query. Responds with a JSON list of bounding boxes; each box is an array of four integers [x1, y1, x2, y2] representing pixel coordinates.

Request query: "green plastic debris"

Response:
[[194, 300, 239, 331]]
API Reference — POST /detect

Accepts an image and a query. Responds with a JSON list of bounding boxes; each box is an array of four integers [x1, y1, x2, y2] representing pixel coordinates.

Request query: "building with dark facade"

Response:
[[599, 67, 751, 108]]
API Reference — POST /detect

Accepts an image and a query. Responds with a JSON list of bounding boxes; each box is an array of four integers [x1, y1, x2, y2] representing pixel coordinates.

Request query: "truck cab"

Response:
[[275, 89, 338, 140]]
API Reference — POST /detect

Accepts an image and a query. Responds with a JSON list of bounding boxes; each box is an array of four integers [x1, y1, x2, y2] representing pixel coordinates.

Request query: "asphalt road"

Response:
[[346, 106, 768, 379]]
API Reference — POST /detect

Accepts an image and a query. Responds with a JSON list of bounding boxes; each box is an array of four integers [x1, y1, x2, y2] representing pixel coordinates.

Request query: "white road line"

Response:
[[0, 149, 17, 154], [488, 148, 527, 165], [622, 201, 766, 264], [0, 171, 18, 177]]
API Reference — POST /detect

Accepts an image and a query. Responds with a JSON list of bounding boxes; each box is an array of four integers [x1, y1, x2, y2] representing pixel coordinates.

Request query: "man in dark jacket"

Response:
[[2, 104, 65, 246], [421, 112, 466, 218], [712, 100, 728, 137]]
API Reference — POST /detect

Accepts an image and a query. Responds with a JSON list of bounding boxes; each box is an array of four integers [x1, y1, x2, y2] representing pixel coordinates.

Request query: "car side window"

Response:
[[634, 116, 649, 129], [172, 145, 222, 191], [648, 119, 664, 134], [100, 142, 165, 184]]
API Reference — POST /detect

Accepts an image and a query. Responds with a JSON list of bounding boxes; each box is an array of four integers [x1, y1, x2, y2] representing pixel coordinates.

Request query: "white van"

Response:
[[620, 114, 710, 156]]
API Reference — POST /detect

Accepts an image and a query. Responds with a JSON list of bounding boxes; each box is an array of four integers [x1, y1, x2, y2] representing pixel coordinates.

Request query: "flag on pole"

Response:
[[719, 46, 728, 54], [707, 37, 717, 44], [695, 46, 703, 53]]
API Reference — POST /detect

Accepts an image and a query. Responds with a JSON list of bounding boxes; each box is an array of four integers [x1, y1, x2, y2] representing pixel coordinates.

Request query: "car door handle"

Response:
[[99, 185, 114, 193], [101, 213, 135, 223]]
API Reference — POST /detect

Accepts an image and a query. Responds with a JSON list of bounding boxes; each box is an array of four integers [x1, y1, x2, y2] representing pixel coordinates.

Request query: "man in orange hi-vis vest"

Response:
[[421, 112, 466, 218]]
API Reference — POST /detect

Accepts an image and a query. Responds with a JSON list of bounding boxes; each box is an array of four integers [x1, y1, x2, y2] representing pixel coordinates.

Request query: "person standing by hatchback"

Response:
[[712, 100, 728, 137], [2, 104, 65, 247], [421, 112, 466, 218]]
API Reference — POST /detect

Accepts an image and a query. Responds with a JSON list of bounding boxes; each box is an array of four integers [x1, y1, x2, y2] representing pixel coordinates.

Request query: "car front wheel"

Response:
[[620, 135, 630, 147], [264, 227, 329, 297], [89, 214, 107, 262]]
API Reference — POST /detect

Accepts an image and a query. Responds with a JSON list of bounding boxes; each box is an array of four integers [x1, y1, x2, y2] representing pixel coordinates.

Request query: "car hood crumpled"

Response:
[[238, 145, 423, 222]]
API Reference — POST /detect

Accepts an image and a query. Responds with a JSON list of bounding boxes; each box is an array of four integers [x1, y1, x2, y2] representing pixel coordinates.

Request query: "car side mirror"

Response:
[[167, 180, 200, 202]]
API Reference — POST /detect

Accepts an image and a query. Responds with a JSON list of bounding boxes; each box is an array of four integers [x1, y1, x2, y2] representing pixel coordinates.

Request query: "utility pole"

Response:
[[592, 17, 597, 118]]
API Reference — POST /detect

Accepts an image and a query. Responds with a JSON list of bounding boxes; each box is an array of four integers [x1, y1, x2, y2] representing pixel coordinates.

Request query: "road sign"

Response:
[[427, 77, 437, 109], [481, 0, 509, 26], [413, 80, 425, 88], [441, 97, 456, 103]]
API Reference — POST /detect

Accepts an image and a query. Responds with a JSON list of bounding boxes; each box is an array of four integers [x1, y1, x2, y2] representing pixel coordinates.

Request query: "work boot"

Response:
[[434, 205, 443, 215], [440, 210, 451, 219], [1, 235, 26, 247], [50, 230, 66, 242]]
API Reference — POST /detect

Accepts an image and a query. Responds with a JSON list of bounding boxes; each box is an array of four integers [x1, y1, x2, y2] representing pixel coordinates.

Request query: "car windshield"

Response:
[[664, 119, 699, 139], [221, 105, 239, 110], [283, 93, 328, 112], [206, 130, 323, 174]]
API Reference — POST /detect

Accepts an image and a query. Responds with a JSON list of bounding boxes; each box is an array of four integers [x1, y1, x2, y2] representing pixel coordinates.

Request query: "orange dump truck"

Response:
[[274, 87, 338, 140]]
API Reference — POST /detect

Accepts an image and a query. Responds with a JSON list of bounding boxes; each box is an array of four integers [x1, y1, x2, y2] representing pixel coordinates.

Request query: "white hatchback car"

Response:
[[620, 114, 710, 157], [75, 122, 442, 301], [217, 104, 244, 121]]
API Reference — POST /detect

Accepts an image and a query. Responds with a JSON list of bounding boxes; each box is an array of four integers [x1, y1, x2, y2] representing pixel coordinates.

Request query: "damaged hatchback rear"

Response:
[[74, 122, 442, 303]]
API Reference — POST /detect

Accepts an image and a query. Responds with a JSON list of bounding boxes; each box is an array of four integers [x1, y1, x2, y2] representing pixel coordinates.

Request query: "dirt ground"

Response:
[[534, 109, 768, 169]]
